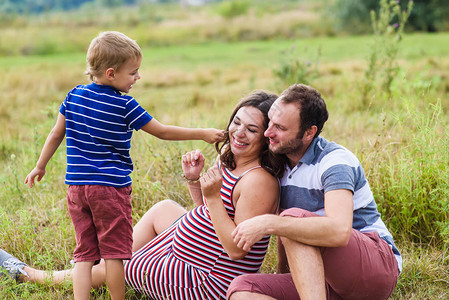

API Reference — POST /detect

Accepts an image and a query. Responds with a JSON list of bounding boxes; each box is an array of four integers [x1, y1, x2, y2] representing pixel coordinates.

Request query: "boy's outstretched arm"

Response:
[[140, 119, 224, 144], [25, 113, 66, 188]]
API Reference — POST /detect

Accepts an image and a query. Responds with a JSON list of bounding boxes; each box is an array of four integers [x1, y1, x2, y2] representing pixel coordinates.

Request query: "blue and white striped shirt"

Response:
[[280, 136, 402, 271], [59, 83, 152, 187]]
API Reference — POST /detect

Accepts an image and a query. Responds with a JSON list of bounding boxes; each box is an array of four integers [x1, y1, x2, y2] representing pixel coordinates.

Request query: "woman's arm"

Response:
[[185, 182, 203, 207], [201, 166, 279, 260], [182, 150, 205, 206]]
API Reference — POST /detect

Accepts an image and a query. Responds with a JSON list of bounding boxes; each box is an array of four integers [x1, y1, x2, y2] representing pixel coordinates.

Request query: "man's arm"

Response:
[[232, 189, 353, 251]]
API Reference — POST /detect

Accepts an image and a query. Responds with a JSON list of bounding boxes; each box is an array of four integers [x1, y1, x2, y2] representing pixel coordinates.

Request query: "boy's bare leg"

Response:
[[105, 259, 125, 300], [73, 261, 95, 300]]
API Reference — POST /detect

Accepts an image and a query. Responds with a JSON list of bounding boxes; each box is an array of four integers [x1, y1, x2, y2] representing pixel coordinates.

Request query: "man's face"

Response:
[[264, 99, 305, 156]]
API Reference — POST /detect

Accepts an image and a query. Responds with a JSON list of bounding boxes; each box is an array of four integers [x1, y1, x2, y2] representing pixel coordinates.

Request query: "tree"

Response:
[[332, 0, 449, 33]]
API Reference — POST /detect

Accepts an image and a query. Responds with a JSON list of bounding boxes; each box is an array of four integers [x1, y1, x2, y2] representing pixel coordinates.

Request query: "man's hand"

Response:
[[232, 215, 270, 252]]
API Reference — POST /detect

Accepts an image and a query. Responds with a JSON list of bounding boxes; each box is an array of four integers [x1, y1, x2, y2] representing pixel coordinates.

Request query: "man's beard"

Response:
[[269, 134, 305, 156]]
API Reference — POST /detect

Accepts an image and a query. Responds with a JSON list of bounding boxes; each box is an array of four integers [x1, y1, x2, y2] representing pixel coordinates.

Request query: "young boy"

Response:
[[24, 31, 223, 300]]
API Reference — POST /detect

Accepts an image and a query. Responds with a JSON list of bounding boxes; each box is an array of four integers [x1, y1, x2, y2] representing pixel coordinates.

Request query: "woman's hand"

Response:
[[181, 149, 205, 181], [200, 165, 222, 202]]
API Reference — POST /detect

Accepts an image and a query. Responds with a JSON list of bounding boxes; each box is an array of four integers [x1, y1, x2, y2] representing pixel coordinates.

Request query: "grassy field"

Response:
[[1, 2, 449, 299]]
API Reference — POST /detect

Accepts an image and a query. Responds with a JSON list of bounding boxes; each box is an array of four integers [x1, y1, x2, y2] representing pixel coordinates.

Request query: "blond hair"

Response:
[[85, 31, 142, 81]]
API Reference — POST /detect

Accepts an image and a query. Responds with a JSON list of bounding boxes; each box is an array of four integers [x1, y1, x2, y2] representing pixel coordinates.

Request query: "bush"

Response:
[[216, 0, 249, 19], [332, 0, 449, 33], [331, 0, 379, 34]]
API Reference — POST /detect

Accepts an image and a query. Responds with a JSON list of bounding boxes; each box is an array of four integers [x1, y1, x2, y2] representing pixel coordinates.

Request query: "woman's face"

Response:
[[228, 106, 266, 160]]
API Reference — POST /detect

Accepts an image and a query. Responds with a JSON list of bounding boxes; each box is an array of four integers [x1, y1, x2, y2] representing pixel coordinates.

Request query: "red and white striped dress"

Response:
[[124, 165, 272, 299]]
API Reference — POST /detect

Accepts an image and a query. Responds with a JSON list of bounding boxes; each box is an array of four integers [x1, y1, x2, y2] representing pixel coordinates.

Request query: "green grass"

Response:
[[3, 32, 447, 68], [1, 4, 449, 299]]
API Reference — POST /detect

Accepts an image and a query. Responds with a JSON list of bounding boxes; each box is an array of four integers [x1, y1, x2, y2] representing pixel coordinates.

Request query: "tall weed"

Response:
[[360, 0, 413, 107], [367, 98, 449, 247], [272, 45, 320, 90]]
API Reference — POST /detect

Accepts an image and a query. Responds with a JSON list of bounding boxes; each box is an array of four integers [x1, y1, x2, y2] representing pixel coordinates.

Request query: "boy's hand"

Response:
[[203, 128, 225, 144], [24, 167, 46, 188]]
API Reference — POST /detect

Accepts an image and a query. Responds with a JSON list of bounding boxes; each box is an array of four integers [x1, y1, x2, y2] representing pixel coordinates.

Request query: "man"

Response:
[[227, 84, 401, 300]]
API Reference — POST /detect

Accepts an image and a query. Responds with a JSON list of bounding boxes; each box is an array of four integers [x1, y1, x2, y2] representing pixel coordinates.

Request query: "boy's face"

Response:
[[110, 56, 142, 94]]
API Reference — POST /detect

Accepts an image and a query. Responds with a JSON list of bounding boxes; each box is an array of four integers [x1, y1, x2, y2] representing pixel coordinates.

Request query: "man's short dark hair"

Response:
[[280, 83, 328, 138]]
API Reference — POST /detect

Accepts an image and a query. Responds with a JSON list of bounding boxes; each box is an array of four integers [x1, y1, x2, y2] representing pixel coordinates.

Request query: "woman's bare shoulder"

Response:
[[239, 167, 279, 189], [233, 167, 279, 214]]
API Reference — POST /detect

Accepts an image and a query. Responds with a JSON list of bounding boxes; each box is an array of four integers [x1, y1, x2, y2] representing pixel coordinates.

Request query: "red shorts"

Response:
[[67, 185, 133, 262], [227, 208, 399, 300]]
